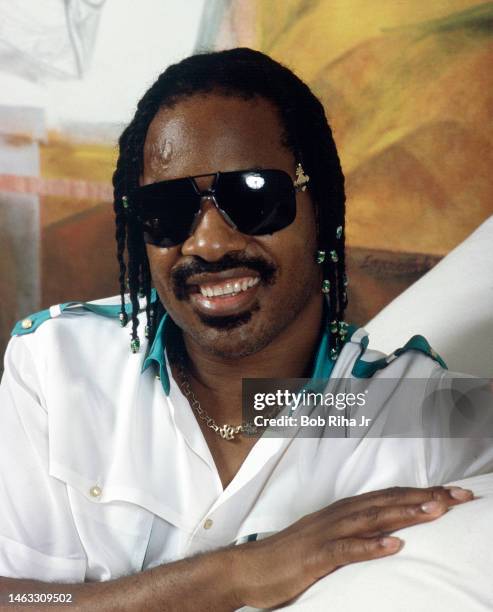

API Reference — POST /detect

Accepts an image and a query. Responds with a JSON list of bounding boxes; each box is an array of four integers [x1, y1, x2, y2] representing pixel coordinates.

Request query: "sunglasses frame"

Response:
[[131, 166, 309, 247]]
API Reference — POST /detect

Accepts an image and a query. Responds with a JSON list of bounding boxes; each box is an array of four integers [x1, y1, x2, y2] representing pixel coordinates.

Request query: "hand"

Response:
[[230, 485, 473, 609]]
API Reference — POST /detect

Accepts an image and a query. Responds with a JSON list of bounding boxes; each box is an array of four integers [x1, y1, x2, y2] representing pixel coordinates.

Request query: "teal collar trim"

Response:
[[141, 313, 174, 394], [351, 333, 447, 378], [143, 313, 358, 396]]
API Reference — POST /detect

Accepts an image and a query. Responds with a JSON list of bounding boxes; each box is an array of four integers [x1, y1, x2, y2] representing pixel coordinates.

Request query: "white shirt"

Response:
[[1, 297, 492, 583]]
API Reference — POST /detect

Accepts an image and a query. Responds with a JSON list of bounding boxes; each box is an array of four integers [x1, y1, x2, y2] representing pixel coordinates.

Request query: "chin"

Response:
[[182, 313, 274, 359]]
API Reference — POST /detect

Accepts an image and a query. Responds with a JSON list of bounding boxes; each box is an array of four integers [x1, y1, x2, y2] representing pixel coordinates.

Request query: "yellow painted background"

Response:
[[253, 0, 493, 255]]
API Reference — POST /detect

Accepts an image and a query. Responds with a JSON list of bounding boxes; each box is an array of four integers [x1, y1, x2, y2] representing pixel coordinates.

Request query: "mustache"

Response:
[[172, 253, 277, 300]]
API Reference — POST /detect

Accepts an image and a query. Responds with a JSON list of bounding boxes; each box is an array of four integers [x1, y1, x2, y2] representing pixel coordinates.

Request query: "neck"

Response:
[[180, 293, 324, 420]]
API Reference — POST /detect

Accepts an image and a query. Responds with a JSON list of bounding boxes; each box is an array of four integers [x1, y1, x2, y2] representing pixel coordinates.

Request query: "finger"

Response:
[[328, 486, 473, 517], [333, 499, 449, 539], [310, 536, 403, 579]]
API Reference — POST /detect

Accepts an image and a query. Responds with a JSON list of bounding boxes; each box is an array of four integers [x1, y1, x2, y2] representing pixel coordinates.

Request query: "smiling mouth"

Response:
[[195, 276, 260, 297], [187, 274, 262, 317]]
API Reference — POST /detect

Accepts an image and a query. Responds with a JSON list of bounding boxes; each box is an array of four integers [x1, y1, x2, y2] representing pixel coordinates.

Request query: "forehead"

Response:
[[141, 94, 294, 183]]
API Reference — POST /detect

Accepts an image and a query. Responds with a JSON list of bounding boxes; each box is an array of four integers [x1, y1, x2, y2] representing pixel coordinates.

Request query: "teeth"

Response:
[[199, 276, 259, 298]]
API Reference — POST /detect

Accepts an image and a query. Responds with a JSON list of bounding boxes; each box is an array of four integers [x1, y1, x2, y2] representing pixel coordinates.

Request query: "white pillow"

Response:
[[243, 473, 493, 612], [364, 216, 493, 377]]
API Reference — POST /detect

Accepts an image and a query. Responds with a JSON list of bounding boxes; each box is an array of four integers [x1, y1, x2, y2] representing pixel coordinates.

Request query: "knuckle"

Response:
[[331, 538, 378, 562], [361, 538, 377, 554], [363, 505, 382, 522], [334, 538, 353, 557], [402, 505, 418, 518], [382, 486, 404, 501], [429, 487, 446, 501]]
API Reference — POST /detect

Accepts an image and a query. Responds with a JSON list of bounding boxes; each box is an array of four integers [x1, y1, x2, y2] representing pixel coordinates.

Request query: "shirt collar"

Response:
[[142, 310, 355, 396], [141, 313, 175, 394]]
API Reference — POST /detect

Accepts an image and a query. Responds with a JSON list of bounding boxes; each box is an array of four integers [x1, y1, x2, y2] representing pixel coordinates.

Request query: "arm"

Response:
[[0, 485, 472, 612], [0, 550, 237, 612]]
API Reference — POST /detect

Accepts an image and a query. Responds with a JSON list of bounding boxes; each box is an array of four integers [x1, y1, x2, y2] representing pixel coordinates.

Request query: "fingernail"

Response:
[[421, 501, 444, 514], [380, 537, 402, 549], [444, 486, 473, 501]]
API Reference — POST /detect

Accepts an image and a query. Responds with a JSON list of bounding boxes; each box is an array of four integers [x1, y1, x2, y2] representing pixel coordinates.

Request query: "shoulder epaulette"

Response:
[[11, 290, 158, 337], [351, 332, 447, 378]]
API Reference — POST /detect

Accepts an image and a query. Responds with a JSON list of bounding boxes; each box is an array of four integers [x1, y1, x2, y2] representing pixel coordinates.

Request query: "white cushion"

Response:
[[365, 216, 493, 377], [243, 473, 493, 612]]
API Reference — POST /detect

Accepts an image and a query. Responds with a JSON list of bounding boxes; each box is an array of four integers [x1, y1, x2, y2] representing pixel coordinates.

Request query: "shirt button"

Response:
[[89, 486, 102, 498], [21, 318, 33, 329], [203, 518, 213, 530]]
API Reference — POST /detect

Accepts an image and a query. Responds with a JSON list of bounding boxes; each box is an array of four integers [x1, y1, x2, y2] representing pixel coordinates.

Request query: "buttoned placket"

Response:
[[184, 435, 290, 555], [138, 310, 355, 557], [165, 361, 292, 554]]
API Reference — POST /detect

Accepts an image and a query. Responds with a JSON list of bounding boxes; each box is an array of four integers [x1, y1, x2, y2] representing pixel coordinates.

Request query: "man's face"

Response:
[[141, 94, 322, 358]]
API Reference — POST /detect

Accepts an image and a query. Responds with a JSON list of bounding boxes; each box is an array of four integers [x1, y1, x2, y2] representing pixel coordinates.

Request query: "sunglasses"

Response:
[[131, 167, 307, 247]]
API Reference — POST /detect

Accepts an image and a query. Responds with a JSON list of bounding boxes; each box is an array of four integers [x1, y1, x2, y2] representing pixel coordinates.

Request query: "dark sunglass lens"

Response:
[[141, 217, 192, 248], [135, 179, 199, 246], [216, 170, 296, 235]]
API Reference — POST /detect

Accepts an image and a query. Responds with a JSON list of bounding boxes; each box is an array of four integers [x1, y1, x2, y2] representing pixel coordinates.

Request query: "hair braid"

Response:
[[112, 73, 176, 347], [112, 128, 131, 326], [282, 80, 348, 356]]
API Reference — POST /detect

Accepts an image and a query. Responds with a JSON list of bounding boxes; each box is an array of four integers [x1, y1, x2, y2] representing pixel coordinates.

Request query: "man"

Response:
[[0, 48, 491, 611]]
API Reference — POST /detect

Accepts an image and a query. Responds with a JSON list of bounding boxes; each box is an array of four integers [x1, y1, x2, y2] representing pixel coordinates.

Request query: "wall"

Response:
[[1, 0, 492, 358]]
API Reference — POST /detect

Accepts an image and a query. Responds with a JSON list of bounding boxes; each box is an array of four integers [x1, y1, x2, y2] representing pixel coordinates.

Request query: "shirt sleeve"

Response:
[[422, 365, 493, 485], [0, 336, 87, 582]]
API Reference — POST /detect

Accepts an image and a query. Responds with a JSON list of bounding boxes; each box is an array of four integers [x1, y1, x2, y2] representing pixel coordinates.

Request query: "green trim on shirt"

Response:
[[351, 333, 447, 377], [143, 314, 359, 396], [11, 293, 446, 395], [11, 290, 160, 337]]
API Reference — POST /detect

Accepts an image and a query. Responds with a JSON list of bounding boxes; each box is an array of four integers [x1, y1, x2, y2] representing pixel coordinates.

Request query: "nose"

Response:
[[181, 197, 249, 261]]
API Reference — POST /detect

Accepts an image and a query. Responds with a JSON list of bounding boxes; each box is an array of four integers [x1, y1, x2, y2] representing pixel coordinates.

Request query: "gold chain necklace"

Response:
[[172, 355, 258, 441]]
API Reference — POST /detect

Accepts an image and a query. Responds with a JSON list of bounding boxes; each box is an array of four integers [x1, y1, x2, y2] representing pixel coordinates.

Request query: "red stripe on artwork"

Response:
[[0, 174, 113, 200]]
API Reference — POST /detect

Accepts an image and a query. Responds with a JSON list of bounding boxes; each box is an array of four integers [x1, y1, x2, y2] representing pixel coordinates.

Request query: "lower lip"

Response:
[[189, 283, 260, 316]]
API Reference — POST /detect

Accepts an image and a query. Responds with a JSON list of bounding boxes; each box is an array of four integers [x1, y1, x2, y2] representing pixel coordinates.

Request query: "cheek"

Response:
[[269, 203, 318, 274], [145, 245, 178, 292]]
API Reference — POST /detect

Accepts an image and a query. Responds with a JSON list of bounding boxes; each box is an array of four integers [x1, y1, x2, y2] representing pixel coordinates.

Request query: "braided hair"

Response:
[[113, 47, 348, 356]]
